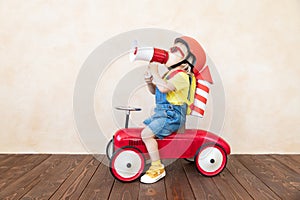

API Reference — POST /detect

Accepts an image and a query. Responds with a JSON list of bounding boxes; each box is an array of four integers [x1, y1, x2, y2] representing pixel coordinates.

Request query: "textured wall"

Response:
[[0, 0, 299, 153]]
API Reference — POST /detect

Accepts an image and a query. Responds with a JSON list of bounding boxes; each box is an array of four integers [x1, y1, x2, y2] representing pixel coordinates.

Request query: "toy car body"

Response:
[[107, 127, 231, 182]]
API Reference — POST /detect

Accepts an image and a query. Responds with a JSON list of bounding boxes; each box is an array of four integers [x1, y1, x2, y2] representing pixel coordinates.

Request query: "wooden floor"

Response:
[[0, 154, 299, 200]]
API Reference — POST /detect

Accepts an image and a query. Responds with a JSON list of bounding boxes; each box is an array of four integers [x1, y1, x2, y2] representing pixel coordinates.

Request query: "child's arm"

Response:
[[145, 73, 156, 95]]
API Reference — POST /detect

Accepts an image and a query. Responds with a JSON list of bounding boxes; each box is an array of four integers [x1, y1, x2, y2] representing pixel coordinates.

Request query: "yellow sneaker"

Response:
[[140, 164, 166, 184]]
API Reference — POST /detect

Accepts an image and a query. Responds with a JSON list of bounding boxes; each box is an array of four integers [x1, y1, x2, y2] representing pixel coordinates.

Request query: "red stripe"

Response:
[[194, 93, 207, 104], [134, 47, 138, 55], [192, 106, 205, 116], [151, 48, 169, 64], [197, 83, 209, 93]]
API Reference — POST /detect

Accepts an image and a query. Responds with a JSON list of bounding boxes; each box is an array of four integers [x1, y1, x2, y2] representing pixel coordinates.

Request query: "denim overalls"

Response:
[[143, 87, 187, 139]]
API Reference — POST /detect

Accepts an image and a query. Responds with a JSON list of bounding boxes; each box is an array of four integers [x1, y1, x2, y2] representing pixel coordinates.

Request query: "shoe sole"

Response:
[[140, 171, 166, 184]]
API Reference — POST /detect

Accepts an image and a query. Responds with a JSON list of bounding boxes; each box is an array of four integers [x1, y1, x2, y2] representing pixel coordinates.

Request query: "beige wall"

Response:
[[0, 0, 299, 153]]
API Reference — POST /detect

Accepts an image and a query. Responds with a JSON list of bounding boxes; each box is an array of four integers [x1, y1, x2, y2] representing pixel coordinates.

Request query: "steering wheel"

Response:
[[115, 106, 142, 128], [115, 106, 142, 112]]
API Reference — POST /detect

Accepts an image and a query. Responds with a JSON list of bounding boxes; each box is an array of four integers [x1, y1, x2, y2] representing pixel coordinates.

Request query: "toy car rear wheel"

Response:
[[110, 146, 145, 182], [106, 139, 114, 160], [195, 144, 227, 177]]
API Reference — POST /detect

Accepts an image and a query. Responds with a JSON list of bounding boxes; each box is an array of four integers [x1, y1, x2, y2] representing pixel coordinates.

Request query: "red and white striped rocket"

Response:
[[191, 78, 211, 117], [190, 63, 213, 118]]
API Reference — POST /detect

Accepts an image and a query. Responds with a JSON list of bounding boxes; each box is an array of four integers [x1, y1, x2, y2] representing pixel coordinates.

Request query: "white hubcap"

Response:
[[114, 150, 142, 178], [198, 147, 223, 172]]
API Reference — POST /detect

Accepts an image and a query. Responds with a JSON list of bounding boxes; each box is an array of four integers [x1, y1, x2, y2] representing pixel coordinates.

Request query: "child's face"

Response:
[[165, 42, 188, 68]]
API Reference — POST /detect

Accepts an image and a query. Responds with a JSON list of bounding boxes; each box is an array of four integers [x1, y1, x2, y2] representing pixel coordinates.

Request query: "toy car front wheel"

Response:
[[195, 144, 227, 177], [110, 146, 145, 182]]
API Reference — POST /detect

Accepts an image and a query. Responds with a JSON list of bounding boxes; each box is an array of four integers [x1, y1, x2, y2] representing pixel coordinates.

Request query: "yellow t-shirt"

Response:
[[165, 71, 190, 105]]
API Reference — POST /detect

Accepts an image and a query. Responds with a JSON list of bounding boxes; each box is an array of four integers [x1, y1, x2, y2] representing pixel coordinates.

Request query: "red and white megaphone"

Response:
[[129, 40, 169, 64]]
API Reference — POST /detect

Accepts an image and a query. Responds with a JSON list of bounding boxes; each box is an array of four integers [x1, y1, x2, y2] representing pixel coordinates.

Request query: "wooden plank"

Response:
[[0, 155, 64, 199], [237, 155, 300, 199], [108, 180, 140, 200], [0, 154, 11, 160], [164, 159, 195, 200], [227, 155, 281, 200], [79, 157, 115, 200], [0, 154, 50, 190], [181, 159, 225, 200], [212, 168, 253, 200], [0, 154, 20, 168], [0, 154, 30, 174], [49, 155, 101, 200], [256, 155, 300, 190], [138, 173, 167, 200], [22, 155, 86, 199], [289, 155, 300, 163], [271, 154, 300, 174]]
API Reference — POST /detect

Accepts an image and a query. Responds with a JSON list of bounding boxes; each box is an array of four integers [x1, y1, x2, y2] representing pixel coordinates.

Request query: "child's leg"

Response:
[[141, 126, 160, 162], [140, 127, 166, 183]]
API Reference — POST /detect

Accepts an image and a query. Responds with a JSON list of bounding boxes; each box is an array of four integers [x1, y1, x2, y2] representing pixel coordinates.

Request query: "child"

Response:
[[140, 38, 196, 184]]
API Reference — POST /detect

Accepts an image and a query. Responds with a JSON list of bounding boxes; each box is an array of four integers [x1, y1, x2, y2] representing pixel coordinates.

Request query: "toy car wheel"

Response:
[[106, 139, 114, 160], [195, 144, 227, 177], [110, 146, 145, 182]]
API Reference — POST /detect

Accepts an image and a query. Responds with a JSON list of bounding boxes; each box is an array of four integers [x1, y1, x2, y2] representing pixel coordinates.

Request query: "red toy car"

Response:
[[106, 106, 231, 182]]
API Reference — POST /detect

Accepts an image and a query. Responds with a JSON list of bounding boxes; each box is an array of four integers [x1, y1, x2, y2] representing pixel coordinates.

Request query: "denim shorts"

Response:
[[143, 104, 187, 139]]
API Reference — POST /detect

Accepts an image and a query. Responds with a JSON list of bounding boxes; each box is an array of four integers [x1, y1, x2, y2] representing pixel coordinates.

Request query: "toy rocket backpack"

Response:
[[174, 36, 213, 118]]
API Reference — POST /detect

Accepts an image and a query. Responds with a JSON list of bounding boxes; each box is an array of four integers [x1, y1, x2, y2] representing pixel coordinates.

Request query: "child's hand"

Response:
[[144, 70, 153, 84]]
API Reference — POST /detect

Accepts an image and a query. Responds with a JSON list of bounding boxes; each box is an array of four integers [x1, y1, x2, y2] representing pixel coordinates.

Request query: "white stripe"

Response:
[[197, 80, 211, 88], [191, 110, 203, 118], [196, 88, 209, 99], [193, 99, 207, 110]]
